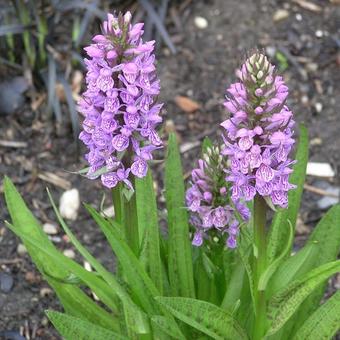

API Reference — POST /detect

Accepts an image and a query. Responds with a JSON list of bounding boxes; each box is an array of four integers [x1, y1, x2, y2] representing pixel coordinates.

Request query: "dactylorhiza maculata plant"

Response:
[[4, 16, 340, 340], [220, 53, 296, 209], [78, 12, 162, 189], [186, 145, 250, 248]]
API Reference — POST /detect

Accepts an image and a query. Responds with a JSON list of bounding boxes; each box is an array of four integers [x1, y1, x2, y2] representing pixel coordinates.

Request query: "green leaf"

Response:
[[221, 259, 246, 312], [268, 242, 315, 296], [46, 311, 125, 340], [156, 297, 248, 340], [164, 133, 195, 298], [201, 136, 213, 153], [136, 171, 163, 294], [286, 204, 340, 335], [258, 221, 293, 291], [85, 204, 160, 315], [267, 260, 340, 336], [267, 124, 309, 263], [3, 177, 119, 331], [238, 227, 255, 309], [151, 316, 186, 339], [292, 290, 340, 340]]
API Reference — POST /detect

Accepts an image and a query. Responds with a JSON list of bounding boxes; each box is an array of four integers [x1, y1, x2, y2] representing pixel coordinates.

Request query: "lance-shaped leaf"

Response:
[[292, 290, 340, 340], [267, 260, 340, 336], [136, 171, 163, 294], [3, 177, 119, 331], [151, 315, 186, 339], [165, 133, 195, 298], [46, 311, 125, 339], [84, 204, 161, 314], [286, 204, 340, 336], [156, 297, 248, 339]]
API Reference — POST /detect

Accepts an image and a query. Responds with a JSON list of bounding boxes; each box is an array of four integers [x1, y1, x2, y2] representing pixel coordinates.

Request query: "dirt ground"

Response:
[[0, 0, 339, 338]]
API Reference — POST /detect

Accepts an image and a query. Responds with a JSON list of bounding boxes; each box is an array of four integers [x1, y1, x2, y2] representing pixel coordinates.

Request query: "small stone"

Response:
[[317, 185, 340, 209], [265, 46, 276, 58], [43, 223, 58, 235], [63, 249, 75, 259], [295, 13, 302, 21], [0, 77, 29, 115], [17, 243, 27, 255], [310, 137, 322, 146], [40, 287, 53, 298], [101, 206, 115, 218], [306, 162, 335, 177], [273, 9, 289, 22], [216, 34, 223, 41], [59, 189, 80, 221], [49, 236, 62, 243], [84, 261, 92, 272], [314, 102, 323, 113], [301, 95, 309, 105], [306, 63, 318, 72], [194, 16, 208, 29], [41, 316, 49, 326], [315, 30, 323, 38], [0, 272, 14, 293], [25, 271, 40, 284]]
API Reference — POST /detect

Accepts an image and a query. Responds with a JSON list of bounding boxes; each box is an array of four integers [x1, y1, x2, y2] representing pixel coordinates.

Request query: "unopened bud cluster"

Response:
[[186, 145, 250, 248]]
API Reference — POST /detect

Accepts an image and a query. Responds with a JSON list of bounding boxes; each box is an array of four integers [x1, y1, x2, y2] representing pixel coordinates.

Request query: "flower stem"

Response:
[[112, 181, 139, 255], [122, 179, 139, 256], [112, 183, 123, 225], [253, 195, 268, 340]]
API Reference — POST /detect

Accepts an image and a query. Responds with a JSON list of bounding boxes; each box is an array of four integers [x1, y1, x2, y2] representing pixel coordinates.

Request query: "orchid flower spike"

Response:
[[186, 145, 250, 249], [78, 12, 163, 189], [221, 53, 296, 208]]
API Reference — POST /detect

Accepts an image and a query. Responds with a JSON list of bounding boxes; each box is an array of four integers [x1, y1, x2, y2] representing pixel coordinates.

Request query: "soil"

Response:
[[0, 0, 339, 339]]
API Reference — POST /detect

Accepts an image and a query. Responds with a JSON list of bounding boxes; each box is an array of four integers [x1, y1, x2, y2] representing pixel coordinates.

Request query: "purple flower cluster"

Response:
[[221, 53, 296, 208], [78, 12, 162, 189], [186, 146, 250, 248]]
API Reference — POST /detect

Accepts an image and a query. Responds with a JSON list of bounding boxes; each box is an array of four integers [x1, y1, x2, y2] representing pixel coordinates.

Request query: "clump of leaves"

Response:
[[4, 129, 340, 339]]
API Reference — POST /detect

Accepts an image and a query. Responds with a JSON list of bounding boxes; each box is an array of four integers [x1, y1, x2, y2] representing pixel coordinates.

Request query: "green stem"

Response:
[[122, 179, 139, 256], [253, 195, 268, 340], [112, 183, 123, 225], [112, 182, 139, 256]]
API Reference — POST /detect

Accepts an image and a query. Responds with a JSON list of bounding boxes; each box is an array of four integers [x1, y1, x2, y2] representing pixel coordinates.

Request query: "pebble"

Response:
[[301, 95, 309, 105], [310, 137, 322, 146], [63, 249, 75, 259], [273, 9, 289, 22], [101, 205, 115, 218], [84, 261, 92, 272], [295, 13, 302, 21], [194, 16, 208, 29], [59, 189, 80, 221], [0, 77, 29, 115], [306, 162, 335, 177], [265, 46, 276, 58], [40, 287, 53, 298], [317, 187, 340, 209], [315, 30, 323, 38], [314, 181, 340, 209], [43, 223, 58, 235], [0, 272, 14, 293], [49, 236, 62, 243], [17, 243, 27, 255], [314, 102, 323, 113], [25, 271, 40, 284]]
